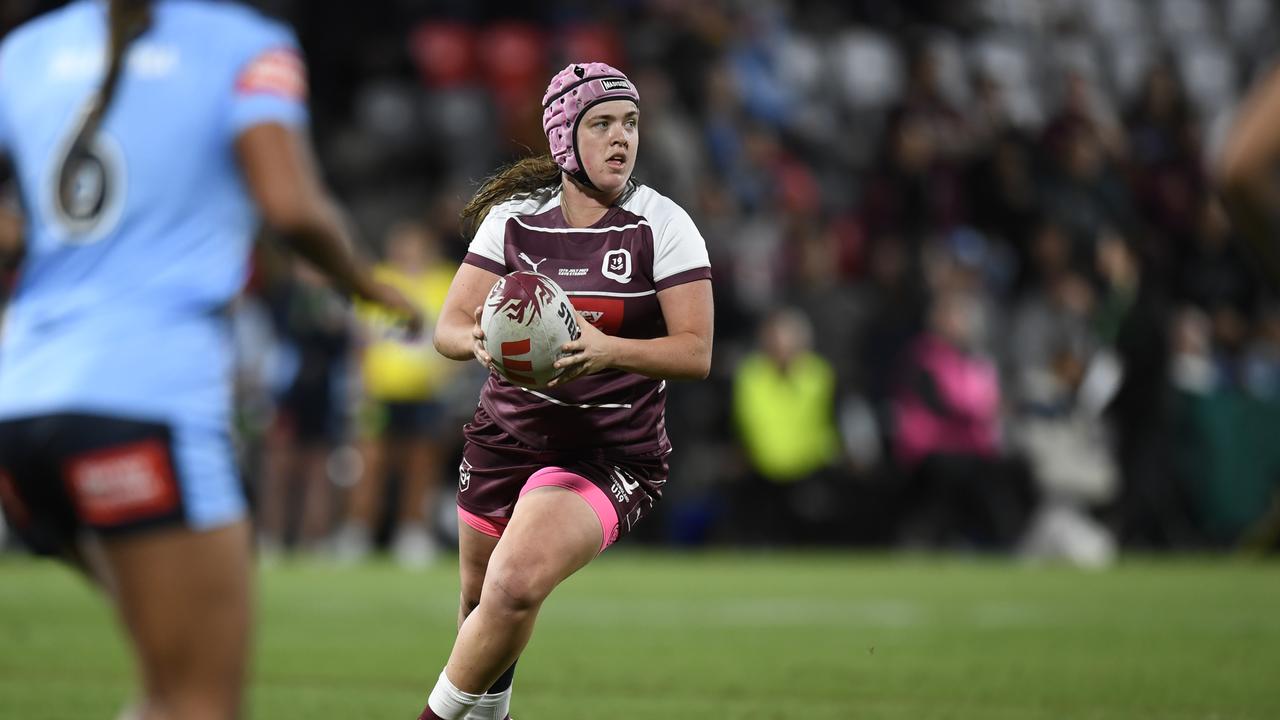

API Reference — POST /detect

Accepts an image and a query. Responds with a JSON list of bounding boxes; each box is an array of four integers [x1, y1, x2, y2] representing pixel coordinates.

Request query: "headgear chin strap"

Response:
[[542, 62, 640, 190]]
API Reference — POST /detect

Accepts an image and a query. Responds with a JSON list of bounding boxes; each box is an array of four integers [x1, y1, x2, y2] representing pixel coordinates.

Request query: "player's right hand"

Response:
[[363, 280, 424, 339]]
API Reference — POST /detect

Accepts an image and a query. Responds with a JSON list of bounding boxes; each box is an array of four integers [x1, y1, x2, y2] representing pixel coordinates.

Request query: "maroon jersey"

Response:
[[464, 184, 711, 455]]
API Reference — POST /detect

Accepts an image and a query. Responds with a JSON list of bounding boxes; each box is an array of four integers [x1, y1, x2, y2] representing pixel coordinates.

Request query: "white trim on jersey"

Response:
[[653, 260, 714, 283], [620, 186, 711, 283], [518, 386, 634, 409], [467, 192, 559, 267], [564, 289, 657, 298], [466, 184, 710, 285], [512, 217, 651, 234]]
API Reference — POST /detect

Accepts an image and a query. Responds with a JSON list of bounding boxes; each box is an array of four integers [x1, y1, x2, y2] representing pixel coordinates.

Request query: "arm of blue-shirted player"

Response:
[[1217, 62, 1280, 286], [434, 261, 501, 369], [0, 160, 20, 274], [0, 200, 19, 274], [548, 278, 713, 386], [235, 123, 422, 333]]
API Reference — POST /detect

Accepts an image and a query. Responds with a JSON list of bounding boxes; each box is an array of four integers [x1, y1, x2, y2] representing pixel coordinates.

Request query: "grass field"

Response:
[[1, 551, 1278, 719]]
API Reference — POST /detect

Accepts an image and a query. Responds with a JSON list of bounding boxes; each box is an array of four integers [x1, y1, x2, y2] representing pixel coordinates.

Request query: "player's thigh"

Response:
[[483, 486, 601, 609], [104, 520, 253, 689]]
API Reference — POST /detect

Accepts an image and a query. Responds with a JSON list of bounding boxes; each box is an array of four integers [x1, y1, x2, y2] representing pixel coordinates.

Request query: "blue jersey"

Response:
[[0, 0, 307, 428]]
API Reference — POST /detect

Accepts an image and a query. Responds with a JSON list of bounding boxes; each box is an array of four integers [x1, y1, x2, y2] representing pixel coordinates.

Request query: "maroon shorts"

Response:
[[457, 407, 668, 551]]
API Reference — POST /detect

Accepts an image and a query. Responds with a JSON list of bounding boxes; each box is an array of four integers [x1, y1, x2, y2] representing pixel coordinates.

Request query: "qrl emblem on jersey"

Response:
[[458, 458, 473, 492], [602, 249, 632, 283]]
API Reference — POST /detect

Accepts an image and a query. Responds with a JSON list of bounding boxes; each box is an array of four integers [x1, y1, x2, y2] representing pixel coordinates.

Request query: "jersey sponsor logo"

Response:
[[236, 48, 307, 101], [62, 440, 179, 526], [458, 458, 473, 492], [602, 248, 632, 283], [567, 297, 623, 334], [600, 78, 631, 92], [49, 45, 179, 80], [49, 49, 99, 80], [130, 45, 180, 77], [518, 252, 547, 273]]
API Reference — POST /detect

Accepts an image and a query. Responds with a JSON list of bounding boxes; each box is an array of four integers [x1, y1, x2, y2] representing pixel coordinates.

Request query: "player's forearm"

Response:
[[1219, 183, 1280, 284], [1216, 63, 1280, 284], [0, 207, 22, 271], [1220, 180, 1269, 241], [274, 201, 376, 300], [434, 308, 479, 361], [238, 124, 373, 297], [606, 331, 711, 380]]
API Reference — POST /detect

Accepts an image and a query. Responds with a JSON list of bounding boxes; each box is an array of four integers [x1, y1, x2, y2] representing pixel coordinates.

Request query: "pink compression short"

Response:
[[457, 466, 620, 555]]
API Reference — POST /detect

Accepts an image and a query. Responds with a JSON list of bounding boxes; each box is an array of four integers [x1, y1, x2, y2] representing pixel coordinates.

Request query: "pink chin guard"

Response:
[[541, 62, 640, 189]]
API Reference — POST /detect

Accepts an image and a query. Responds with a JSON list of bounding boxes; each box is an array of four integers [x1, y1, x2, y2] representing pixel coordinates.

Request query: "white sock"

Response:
[[464, 687, 513, 720], [427, 670, 484, 720]]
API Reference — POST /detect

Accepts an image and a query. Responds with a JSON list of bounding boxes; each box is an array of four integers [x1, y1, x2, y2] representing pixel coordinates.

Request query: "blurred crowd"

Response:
[[5, 0, 1280, 565]]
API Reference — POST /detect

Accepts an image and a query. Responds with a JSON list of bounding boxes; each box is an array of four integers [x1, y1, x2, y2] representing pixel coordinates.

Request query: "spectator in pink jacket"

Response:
[[894, 292, 1001, 468], [893, 291, 1034, 550]]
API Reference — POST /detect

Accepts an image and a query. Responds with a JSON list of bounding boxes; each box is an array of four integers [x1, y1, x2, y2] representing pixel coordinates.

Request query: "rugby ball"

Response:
[[481, 271, 581, 388]]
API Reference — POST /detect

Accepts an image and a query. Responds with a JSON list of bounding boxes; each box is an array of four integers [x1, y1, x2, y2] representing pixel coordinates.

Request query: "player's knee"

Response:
[[483, 561, 554, 615], [138, 634, 244, 717]]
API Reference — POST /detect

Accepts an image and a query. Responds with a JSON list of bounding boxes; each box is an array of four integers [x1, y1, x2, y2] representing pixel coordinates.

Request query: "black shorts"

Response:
[[0, 414, 197, 555], [457, 406, 668, 550], [278, 379, 342, 444], [360, 400, 446, 439]]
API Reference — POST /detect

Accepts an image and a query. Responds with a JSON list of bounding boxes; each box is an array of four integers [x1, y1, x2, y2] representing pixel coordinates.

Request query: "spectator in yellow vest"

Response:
[[335, 221, 458, 568], [731, 308, 840, 544]]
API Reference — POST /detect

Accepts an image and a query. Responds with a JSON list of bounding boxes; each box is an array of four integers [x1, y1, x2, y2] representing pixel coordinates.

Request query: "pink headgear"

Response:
[[542, 62, 640, 189]]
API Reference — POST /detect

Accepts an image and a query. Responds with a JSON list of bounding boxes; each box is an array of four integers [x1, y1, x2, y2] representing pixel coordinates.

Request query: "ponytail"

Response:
[[459, 154, 561, 239], [57, 0, 152, 211]]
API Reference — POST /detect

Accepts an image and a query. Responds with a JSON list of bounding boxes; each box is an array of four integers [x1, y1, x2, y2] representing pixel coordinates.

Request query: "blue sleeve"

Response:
[[226, 19, 309, 138], [0, 100, 9, 158], [0, 41, 12, 154]]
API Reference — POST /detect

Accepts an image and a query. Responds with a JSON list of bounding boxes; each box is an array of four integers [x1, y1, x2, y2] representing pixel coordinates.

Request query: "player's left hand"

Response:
[[548, 311, 614, 387]]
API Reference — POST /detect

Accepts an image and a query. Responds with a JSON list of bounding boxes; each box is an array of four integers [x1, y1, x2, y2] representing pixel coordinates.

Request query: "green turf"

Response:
[[1, 551, 1278, 719]]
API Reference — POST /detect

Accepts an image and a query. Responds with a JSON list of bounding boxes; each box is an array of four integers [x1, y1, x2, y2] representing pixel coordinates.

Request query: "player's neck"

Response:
[[559, 176, 620, 228]]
